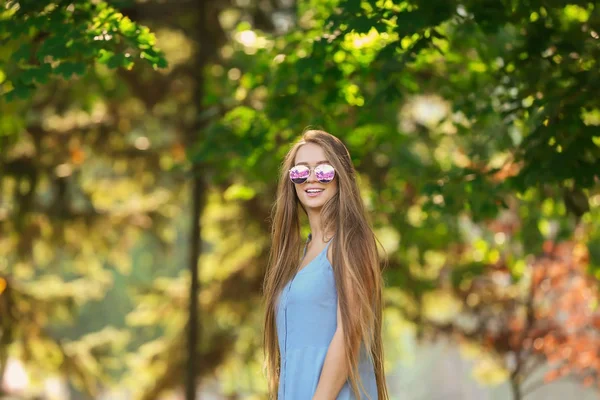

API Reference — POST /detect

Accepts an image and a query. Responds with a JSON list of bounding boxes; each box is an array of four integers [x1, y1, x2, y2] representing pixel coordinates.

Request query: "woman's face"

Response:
[[293, 143, 338, 210]]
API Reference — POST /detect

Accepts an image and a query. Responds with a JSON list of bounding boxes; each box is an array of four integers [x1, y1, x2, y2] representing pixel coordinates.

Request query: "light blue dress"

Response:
[[276, 234, 378, 399]]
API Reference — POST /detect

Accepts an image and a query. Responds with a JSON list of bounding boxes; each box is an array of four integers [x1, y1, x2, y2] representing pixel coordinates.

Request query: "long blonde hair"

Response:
[[262, 130, 388, 399]]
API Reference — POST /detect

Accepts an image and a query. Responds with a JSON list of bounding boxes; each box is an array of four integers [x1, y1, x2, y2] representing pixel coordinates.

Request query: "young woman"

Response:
[[263, 130, 389, 399]]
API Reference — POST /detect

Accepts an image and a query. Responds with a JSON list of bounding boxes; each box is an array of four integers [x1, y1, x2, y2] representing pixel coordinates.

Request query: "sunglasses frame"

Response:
[[289, 163, 336, 184]]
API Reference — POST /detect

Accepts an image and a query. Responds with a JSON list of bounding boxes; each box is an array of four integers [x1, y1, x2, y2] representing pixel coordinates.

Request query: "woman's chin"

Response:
[[302, 198, 327, 209]]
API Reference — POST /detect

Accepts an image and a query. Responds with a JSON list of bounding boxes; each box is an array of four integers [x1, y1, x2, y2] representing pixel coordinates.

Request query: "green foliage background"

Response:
[[1, 0, 599, 399]]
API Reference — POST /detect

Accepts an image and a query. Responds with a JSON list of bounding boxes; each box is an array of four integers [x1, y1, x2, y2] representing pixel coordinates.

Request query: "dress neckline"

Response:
[[296, 233, 333, 275]]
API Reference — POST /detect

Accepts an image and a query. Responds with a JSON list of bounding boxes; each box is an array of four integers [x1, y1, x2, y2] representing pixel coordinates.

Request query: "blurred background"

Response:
[[1, 0, 600, 399]]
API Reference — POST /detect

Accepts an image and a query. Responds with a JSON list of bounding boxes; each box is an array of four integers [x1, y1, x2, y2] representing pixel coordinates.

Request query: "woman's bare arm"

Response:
[[313, 245, 361, 400], [312, 300, 350, 400]]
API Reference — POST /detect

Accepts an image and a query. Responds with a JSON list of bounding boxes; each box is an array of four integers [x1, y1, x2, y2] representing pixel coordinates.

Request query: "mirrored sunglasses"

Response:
[[289, 164, 336, 184]]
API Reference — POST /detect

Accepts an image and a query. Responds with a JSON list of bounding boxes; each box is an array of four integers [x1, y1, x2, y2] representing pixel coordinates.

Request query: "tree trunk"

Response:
[[186, 173, 206, 400], [185, 0, 210, 398], [511, 377, 522, 400]]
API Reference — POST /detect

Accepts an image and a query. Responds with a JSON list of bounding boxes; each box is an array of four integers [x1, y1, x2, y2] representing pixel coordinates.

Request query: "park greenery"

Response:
[[1, 0, 599, 399]]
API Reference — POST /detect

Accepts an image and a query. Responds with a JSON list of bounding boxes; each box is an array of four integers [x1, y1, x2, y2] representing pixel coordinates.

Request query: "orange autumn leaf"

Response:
[[71, 147, 86, 165], [544, 369, 561, 383], [592, 315, 600, 330], [171, 142, 187, 162]]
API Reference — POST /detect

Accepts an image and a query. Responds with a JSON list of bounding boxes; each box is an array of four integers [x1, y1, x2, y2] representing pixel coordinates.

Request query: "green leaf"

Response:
[[223, 184, 257, 201], [5, 83, 33, 101], [54, 62, 87, 78], [11, 43, 32, 62]]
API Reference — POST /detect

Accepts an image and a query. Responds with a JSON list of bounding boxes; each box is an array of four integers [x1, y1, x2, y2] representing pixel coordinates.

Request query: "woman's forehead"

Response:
[[294, 143, 328, 164]]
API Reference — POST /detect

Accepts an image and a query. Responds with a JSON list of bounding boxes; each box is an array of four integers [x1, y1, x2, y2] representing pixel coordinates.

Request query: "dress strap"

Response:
[[325, 236, 334, 248]]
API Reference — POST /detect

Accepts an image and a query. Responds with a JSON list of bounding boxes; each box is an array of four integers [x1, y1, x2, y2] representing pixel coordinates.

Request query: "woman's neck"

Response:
[[307, 214, 334, 243]]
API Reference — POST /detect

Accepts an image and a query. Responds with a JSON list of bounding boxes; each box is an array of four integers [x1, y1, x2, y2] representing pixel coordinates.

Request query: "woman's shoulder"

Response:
[[326, 242, 333, 266]]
